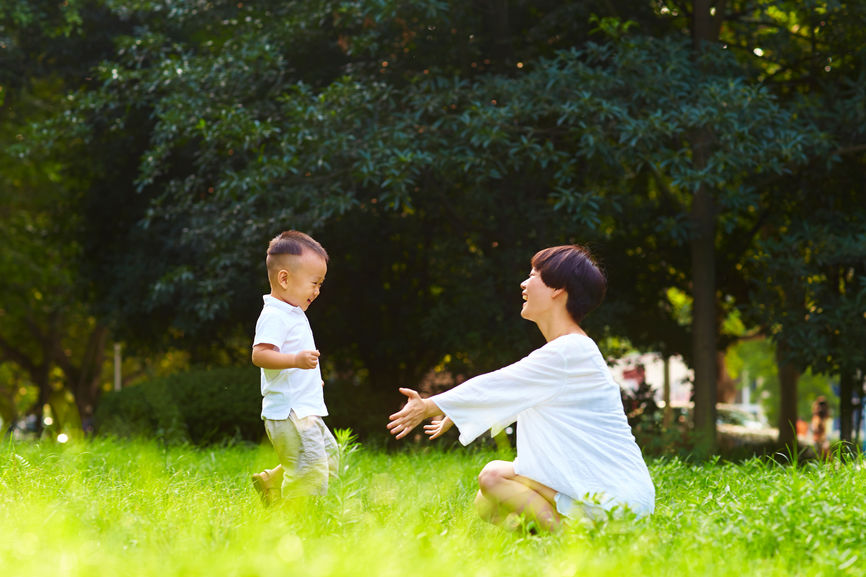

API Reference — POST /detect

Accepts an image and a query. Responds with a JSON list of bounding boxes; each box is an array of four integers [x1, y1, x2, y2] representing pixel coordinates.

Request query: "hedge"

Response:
[[95, 366, 263, 445]]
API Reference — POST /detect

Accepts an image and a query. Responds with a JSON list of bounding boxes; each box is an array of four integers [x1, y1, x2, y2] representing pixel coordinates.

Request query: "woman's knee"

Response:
[[477, 460, 514, 492]]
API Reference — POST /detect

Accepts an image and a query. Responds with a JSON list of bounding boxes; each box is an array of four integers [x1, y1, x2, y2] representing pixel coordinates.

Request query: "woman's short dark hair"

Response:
[[531, 245, 606, 324]]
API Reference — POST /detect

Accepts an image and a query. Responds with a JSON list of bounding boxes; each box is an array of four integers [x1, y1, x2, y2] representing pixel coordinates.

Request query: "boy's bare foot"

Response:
[[252, 467, 283, 505]]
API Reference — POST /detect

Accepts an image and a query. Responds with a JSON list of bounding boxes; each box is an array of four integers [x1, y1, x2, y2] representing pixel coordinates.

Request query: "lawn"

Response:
[[1, 434, 863, 577]]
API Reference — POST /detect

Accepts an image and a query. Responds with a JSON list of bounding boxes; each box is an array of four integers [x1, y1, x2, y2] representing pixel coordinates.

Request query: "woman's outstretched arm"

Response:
[[387, 388, 442, 439]]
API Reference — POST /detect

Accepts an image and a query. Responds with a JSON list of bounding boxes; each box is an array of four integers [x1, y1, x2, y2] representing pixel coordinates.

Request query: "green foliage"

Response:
[[0, 0, 147, 429], [95, 366, 262, 444], [94, 378, 185, 441], [2, 439, 866, 576], [34, 2, 824, 373], [5, 0, 866, 449], [750, 206, 866, 377]]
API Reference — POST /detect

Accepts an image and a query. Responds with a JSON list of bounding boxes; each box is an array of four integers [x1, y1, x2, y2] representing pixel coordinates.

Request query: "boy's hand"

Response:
[[295, 349, 320, 369], [424, 416, 453, 440]]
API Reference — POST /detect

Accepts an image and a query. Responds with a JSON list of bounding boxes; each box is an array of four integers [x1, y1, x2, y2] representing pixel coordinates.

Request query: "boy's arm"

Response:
[[252, 343, 320, 370]]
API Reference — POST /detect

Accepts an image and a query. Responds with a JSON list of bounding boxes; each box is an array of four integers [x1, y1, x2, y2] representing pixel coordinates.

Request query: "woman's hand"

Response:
[[424, 416, 453, 440], [387, 388, 439, 440]]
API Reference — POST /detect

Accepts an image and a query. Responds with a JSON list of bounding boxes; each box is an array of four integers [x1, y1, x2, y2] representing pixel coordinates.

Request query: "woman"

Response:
[[387, 245, 654, 531], [811, 396, 831, 458]]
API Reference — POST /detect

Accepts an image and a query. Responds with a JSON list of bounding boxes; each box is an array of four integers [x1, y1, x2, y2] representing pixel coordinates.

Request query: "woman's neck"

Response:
[[536, 314, 585, 342]]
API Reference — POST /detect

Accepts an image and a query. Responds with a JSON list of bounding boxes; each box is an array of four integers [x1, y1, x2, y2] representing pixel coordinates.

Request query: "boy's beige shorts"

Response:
[[265, 411, 338, 497]]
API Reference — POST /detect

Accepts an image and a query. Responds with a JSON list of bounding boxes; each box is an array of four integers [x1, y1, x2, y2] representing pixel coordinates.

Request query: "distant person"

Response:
[[811, 396, 831, 458], [250, 231, 338, 504], [388, 245, 655, 531]]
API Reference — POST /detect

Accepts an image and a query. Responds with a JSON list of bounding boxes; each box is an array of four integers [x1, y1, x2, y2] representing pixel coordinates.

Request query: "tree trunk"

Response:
[[32, 363, 51, 435], [776, 342, 800, 448], [853, 377, 863, 447], [75, 324, 109, 433], [839, 368, 853, 444], [716, 350, 737, 403], [692, 0, 725, 50], [482, 0, 513, 69], [688, 0, 725, 455], [0, 312, 60, 434], [690, 186, 718, 454], [32, 311, 65, 434], [55, 323, 110, 434], [0, 388, 15, 430]]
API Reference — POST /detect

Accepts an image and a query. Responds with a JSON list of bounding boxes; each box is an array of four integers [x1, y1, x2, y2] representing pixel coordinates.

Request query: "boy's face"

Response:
[[274, 251, 327, 311]]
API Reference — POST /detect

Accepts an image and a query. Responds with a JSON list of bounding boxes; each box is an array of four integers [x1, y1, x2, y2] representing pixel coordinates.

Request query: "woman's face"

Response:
[[520, 267, 558, 322]]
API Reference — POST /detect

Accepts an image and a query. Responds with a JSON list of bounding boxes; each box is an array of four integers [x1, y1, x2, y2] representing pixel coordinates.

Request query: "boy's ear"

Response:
[[277, 269, 290, 287], [551, 287, 566, 300]]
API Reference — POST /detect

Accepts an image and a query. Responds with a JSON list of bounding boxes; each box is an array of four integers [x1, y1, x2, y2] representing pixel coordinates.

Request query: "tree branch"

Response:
[[831, 144, 866, 157], [0, 333, 38, 374]]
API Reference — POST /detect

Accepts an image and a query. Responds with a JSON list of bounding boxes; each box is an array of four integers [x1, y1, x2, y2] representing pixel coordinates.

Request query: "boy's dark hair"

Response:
[[531, 245, 606, 324], [266, 230, 329, 265]]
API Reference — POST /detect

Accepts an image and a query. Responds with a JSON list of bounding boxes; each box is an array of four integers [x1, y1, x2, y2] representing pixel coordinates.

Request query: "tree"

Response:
[[14, 0, 863, 446], [712, 0, 866, 445], [627, 0, 866, 450], [0, 0, 130, 432], [0, 81, 103, 431], [745, 184, 866, 444]]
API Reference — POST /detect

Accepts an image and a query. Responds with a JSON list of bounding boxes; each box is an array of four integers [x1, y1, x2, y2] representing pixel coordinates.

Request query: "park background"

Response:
[[1, 0, 865, 456]]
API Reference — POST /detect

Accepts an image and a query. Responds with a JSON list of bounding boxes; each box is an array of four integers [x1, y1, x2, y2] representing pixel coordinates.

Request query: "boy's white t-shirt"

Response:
[[253, 295, 327, 420], [432, 333, 655, 518]]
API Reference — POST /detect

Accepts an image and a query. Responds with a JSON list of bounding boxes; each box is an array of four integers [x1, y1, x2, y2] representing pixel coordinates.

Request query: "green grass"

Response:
[[1, 435, 864, 576]]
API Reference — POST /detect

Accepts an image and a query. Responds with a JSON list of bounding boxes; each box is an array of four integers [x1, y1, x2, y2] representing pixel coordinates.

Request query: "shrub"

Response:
[[95, 366, 263, 445]]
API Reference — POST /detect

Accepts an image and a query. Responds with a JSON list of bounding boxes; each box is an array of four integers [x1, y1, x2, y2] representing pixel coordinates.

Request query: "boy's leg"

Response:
[[322, 423, 340, 481], [475, 460, 561, 532], [286, 413, 332, 496], [264, 416, 305, 499]]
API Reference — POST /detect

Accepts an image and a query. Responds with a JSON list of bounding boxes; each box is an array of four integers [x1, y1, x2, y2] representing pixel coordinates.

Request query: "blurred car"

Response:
[[666, 403, 779, 449], [715, 403, 778, 449]]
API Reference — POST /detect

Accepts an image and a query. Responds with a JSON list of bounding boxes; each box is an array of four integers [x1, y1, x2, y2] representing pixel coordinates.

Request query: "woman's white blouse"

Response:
[[432, 334, 655, 517]]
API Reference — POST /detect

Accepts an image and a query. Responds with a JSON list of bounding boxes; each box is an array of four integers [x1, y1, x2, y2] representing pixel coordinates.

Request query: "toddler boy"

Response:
[[250, 230, 338, 503]]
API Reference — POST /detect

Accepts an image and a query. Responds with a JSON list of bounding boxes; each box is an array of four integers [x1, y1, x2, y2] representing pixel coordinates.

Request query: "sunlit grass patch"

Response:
[[1, 437, 864, 577]]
